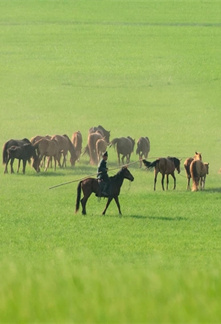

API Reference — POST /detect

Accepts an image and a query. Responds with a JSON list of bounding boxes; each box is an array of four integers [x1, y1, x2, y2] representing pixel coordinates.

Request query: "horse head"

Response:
[[121, 166, 134, 182], [194, 152, 202, 160], [32, 155, 40, 173]]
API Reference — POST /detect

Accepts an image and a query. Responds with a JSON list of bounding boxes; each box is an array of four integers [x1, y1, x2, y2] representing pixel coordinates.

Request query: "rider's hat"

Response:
[[102, 151, 108, 157]]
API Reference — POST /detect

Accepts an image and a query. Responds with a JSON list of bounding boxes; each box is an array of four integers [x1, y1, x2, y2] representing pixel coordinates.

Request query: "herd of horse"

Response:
[[2, 125, 210, 215]]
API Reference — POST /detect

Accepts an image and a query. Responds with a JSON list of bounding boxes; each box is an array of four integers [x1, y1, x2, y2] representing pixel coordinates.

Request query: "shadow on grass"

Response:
[[205, 188, 221, 193], [129, 215, 187, 221]]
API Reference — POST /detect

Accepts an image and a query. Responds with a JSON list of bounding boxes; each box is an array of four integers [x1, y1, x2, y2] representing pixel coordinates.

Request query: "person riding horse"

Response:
[[97, 151, 110, 196]]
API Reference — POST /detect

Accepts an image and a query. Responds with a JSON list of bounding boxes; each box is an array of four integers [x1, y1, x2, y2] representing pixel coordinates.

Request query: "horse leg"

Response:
[[10, 158, 15, 174], [22, 160, 27, 174], [166, 174, 169, 190], [171, 173, 176, 190], [114, 196, 122, 216], [154, 171, 158, 191], [139, 154, 142, 168], [117, 152, 120, 165], [161, 174, 165, 190], [187, 176, 191, 190], [17, 159, 21, 173], [44, 156, 50, 171], [81, 194, 91, 215], [102, 197, 113, 215]]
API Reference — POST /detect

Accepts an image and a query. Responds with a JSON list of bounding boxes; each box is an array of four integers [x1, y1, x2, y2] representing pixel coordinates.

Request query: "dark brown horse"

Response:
[[110, 136, 135, 165], [143, 157, 180, 190], [6, 144, 39, 174], [136, 137, 150, 167], [75, 167, 134, 215], [3, 138, 39, 174]]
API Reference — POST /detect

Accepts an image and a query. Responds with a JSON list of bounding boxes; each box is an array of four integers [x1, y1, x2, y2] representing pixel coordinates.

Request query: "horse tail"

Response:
[[2, 142, 8, 164], [110, 138, 118, 149], [190, 161, 199, 191], [142, 159, 152, 168], [143, 159, 158, 168], [75, 181, 82, 213]]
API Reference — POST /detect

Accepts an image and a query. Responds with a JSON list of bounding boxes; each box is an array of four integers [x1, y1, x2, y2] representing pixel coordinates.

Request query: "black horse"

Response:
[[3, 138, 39, 174], [75, 167, 134, 215]]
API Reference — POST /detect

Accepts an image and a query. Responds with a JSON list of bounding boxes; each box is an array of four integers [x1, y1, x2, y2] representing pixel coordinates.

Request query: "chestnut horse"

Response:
[[71, 131, 82, 161], [89, 125, 110, 143], [51, 134, 77, 167], [184, 152, 202, 190], [87, 132, 104, 165], [110, 136, 135, 165], [34, 138, 61, 171], [190, 159, 209, 191], [75, 167, 134, 215], [143, 157, 181, 190], [136, 137, 150, 168], [96, 138, 108, 162]]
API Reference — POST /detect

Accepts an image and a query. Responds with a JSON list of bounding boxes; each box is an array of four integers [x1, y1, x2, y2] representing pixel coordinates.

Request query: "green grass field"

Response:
[[1, 0, 221, 322]]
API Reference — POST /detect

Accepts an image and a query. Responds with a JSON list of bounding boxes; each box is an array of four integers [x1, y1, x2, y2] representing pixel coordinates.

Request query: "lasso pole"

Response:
[[49, 160, 140, 190]]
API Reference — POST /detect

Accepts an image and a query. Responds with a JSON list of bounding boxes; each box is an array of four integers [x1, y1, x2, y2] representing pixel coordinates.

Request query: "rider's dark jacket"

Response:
[[97, 159, 109, 182]]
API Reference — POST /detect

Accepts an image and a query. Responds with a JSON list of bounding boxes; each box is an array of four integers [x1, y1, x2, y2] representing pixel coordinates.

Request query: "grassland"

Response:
[[0, 0, 221, 322]]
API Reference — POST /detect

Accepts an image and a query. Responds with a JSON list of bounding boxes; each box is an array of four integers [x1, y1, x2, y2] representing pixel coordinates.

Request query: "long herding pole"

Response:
[[48, 160, 140, 190]]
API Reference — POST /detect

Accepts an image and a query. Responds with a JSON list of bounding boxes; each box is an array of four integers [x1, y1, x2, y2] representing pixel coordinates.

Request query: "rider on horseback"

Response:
[[97, 151, 110, 196]]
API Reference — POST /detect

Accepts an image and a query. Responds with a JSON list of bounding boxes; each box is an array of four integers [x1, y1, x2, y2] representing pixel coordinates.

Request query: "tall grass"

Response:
[[0, 0, 221, 322]]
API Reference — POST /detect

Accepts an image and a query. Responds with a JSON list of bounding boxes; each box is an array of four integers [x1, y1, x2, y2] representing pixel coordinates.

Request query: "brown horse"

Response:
[[30, 135, 52, 144], [184, 152, 202, 190], [89, 125, 110, 143], [143, 157, 181, 190], [110, 136, 135, 165], [71, 131, 82, 161], [75, 167, 134, 215], [34, 138, 61, 171], [51, 134, 77, 167], [87, 132, 104, 165], [96, 138, 108, 162], [190, 160, 209, 191], [136, 137, 150, 167]]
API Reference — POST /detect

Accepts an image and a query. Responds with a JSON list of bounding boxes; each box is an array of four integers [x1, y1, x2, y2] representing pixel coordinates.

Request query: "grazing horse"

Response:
[[3, 138, 32, 173], [4, 143, 39, 174], [136, 137, 150, 168], [75, 167, 134, 215], [71, 131, 82, 161], [143, 157, 181, 190], [51, 134, 77, 167], [34, 138, 61, 171], [110, 136, 135, 165], [89, 125, 110, 143], [96, 138, 108, 162], [184, 152, 203, 190], [190, 160, 209, 191], [87, 132, 104, 165]]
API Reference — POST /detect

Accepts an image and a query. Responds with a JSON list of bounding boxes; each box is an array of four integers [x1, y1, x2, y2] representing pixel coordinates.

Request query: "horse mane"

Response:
[[168, 156, 180, 168]]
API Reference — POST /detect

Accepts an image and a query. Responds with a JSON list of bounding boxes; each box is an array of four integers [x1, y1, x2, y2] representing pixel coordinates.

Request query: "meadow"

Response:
[[0, 0, 221, 322]]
